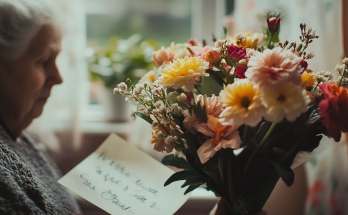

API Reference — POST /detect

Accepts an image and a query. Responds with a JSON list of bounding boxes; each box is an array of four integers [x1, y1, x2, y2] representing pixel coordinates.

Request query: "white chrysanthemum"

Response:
[[261, 82, 310, 123]]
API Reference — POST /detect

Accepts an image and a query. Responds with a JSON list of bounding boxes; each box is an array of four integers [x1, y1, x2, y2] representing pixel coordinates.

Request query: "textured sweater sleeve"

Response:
[[0, 164, 45, 215], [0, 129, 81, 215], [0, 142, 49, 215]]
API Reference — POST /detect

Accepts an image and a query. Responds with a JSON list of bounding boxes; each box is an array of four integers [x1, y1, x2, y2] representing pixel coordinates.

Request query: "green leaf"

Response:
[[227, 154, 237, 199], [203, 69, 226, 86], [191, 98, 208, 123], [268, 160, 294, 186], [255, 122, 272, 144], [135, 113, 153, 124], [218, 156, 224, 184], [202, 75, 224, 97], [224, 54, 236, 68], [162, 155, 192, 170], [184, 152, 210, 181], [167, 91, 179, 106], [181, 177, 206, 188], [164, 170, 200, 187], [248, 175, 279, 212], [271, 147, 287, 162], [184, 185, 200, 195]]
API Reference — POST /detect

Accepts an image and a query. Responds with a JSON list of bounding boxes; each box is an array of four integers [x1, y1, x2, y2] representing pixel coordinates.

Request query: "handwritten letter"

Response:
[[58, 133, 190, 215]]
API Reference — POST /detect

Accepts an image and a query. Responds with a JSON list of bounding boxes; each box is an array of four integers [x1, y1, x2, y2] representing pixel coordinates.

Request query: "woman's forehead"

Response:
[[25, 24, 62, 57]]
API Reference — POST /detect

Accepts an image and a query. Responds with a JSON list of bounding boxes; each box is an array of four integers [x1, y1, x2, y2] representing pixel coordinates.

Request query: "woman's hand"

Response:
[[209, 198, 267, 215]]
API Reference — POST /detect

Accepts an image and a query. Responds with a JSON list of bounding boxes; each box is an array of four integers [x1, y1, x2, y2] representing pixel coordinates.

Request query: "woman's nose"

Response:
[[46, 63, 63, 86]]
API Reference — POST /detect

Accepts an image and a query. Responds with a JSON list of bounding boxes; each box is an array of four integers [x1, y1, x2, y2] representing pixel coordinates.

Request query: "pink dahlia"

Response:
[[245, 47, 304, 87], [227, 44, 246, 61], [183, 95, 222, 134]]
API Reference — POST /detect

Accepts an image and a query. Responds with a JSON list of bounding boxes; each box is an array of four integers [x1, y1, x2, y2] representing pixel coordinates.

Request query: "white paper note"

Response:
[[58, 133, 190, 215]]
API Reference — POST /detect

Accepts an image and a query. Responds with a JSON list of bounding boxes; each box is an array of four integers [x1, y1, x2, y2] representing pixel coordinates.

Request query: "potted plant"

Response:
[[86, 34, 157, 122]]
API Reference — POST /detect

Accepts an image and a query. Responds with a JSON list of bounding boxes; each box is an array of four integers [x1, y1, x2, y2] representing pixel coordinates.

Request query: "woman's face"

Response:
[[0, 24, 63, 134]]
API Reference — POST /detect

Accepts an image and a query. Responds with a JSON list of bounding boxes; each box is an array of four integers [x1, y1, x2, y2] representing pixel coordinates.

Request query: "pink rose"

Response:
[[152, 47, 175, 66], [227, 44, 246, 61]]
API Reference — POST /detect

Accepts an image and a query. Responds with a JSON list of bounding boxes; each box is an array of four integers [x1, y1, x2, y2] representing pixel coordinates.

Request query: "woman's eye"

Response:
[[39, 59, 50, 67]]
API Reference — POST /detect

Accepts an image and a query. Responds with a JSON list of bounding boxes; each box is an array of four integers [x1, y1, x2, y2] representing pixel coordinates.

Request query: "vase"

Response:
[[98, 87, 133, 122]]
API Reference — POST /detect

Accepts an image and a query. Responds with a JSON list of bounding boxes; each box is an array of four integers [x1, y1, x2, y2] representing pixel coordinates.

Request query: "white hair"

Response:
[[0, 0, 57, 60]]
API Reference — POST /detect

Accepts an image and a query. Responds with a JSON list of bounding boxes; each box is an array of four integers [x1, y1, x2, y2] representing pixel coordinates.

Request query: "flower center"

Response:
[[214, 125, 227, 145], [241, 96, 251, 108], [277, 94, 286, 102]]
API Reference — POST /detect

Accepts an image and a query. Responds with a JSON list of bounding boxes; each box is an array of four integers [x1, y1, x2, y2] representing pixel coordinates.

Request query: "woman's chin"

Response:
[[31, 103, 46, 119]]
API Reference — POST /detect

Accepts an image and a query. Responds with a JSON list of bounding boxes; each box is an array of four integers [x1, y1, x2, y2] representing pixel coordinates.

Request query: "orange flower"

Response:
[[205, 50, 221, 63], [318, 83, 348, 142], [150, 125, 174, 153]]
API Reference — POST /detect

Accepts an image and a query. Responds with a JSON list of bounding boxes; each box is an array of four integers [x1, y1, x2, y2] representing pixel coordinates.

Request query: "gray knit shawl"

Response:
[[0, 125, 81, 215]]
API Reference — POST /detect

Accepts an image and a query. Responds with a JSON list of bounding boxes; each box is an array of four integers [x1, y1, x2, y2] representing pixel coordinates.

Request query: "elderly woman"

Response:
[[0, 1, 81, 214]]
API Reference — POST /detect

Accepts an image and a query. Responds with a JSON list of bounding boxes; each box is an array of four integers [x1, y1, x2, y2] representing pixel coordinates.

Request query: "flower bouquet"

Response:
[[113, 14, 348, 215]]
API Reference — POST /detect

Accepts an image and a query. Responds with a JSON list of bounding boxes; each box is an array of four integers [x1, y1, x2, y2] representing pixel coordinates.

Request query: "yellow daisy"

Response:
[[139, 70, 156, 84], [301, 71, 317, 87], [155, 56, 209, 91], [219, 79, 265, 126], [261, 82, 310, 123], [235, 31, 260, 48]]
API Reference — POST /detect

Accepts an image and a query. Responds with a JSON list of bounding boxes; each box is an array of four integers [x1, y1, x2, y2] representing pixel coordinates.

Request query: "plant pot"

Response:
[[98, 87, 133, 122]]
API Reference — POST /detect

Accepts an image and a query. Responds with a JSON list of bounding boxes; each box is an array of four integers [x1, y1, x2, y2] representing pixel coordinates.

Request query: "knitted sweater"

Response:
[[0, 124, 81, 215]]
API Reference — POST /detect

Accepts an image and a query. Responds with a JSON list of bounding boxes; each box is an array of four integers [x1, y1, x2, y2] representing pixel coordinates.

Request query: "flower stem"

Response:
[[259, 123, 276, 145], [242, 123, 276, 178], [242, 125, 248, 144], [268, 34, 274, 49]]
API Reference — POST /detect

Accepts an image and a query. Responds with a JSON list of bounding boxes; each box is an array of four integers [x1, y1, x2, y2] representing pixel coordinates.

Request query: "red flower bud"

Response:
[[186, 94, 193, 102], [267, 17, 281, 35], [299, 59, 308, 73]]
